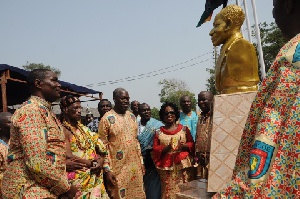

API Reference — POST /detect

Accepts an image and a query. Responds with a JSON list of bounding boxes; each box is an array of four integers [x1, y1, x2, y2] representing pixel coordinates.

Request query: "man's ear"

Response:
[[285, 0, 294, 14], [34, 79, 43, 89], [225, 18, 233, 32]]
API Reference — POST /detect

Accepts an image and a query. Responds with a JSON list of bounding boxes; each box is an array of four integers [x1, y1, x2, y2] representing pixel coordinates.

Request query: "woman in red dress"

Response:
[[153, 102, 195, 199]]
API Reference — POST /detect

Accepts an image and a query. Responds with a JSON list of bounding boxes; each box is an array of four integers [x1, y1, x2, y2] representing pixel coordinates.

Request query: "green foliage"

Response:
[[151, 107, 160, 121], [158, 78, 197, 110], [205, 67, 218, 95], [253, 22, 288, 73], [22, 62, 61, 77]]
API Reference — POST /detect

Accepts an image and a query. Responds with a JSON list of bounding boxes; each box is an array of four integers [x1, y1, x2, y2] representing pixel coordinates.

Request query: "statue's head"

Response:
[[209, 5, 245, 46]]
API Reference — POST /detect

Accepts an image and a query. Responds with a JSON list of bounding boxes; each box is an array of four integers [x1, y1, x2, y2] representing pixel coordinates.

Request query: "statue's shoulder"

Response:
[[230, 38, 254, 51], [227, 38, 257, 60]]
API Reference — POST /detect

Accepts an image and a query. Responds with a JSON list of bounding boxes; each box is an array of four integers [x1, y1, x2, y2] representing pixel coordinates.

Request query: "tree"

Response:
[[205, 67, 218, 95], [158, 78, 197, 110], [205, 47, 219, 95], [151, 107, 160, 121], [22, 62, 61, 77], [253, 22, 287, 73]]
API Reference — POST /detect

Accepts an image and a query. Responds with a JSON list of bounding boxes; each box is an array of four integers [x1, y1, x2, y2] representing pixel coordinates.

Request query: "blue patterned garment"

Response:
[[137, 118, 163, 199], [87, 118, 99, 133], [179, 111, 198, 141]]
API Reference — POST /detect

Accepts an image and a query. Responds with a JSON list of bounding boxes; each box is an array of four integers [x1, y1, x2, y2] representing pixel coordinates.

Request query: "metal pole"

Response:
[[251, 0, 266, 79], [243, 0, 253, 43], [235, 0, 245, 38]]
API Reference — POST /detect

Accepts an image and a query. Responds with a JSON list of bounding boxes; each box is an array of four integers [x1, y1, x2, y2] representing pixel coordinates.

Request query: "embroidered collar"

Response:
[[30, 95, 52, 110]]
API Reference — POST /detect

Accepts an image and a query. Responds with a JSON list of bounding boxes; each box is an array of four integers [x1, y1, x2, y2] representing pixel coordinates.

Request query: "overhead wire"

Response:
[[86, 51, 213, 87]]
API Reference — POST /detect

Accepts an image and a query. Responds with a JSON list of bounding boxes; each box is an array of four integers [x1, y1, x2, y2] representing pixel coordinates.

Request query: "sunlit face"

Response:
[[39, 71, 61, 102], [209, 14, 229, 46], [131, 101, 140, 113], [98, 101, 112, 116], [66, 102, 82, 122], [198, 93, 213, 113], [163, 106, 176, 124], [114, 91, 130, 113], [0, 113, 12, 137], [139, 104, 151, 121], [180, 96, 191, 113], [86, 114, 93, 123]]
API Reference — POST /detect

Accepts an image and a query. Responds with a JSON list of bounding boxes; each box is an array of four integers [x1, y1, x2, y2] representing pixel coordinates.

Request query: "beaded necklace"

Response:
[[63, 120, 92, 151]]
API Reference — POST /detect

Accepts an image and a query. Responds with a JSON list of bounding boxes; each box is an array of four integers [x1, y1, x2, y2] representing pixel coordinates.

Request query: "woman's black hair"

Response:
[[159, 102, 180, 122]]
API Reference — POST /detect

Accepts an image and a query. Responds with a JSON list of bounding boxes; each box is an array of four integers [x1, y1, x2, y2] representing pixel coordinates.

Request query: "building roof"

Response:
[[0, 64, 100, 106]]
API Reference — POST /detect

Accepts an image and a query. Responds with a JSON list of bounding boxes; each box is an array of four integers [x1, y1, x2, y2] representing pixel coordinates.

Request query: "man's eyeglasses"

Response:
[[164, 111, 175, 116]]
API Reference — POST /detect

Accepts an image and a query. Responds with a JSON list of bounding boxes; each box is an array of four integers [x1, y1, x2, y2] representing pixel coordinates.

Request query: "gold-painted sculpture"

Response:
[[209, 5, 259, 94]]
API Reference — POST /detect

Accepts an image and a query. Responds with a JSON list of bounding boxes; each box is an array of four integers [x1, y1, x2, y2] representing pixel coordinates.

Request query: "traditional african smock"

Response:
[[179, 111, 198, 141], [137, 118, 163, 199], [66, 123, 109, 199], [195, 113, 213, 179], [213, 34, 300, 198], [2, 96, 70, 199], [153, 124, 195, 199], [98, 109, 145, 199], [0, 139, 8, 197]]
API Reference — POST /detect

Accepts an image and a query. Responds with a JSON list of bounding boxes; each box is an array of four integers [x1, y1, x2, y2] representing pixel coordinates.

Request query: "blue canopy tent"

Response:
[[0, 64, 102, 111]]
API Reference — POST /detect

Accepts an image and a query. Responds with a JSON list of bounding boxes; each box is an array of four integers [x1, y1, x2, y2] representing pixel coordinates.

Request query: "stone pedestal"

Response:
[[207, 92, 257, 192], [176, 180, 215, 199]]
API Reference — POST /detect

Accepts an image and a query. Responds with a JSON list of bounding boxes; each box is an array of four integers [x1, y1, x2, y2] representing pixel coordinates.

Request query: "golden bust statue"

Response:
[[209, 5, 259, 94]]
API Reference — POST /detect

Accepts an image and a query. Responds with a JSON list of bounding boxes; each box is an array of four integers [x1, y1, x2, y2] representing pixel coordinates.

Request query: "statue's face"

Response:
[[209, 14, 229, 46]]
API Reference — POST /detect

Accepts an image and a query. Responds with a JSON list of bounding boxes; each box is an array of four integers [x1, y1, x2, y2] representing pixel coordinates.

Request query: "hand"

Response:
[[198, 152, 209, 167], [105, 171, 117, 187], [66, 158, 86, 172], [161, 145, 171, 155], [95, 145, 107, 156], [90, 159, 103, 175], [178, 141, 189, 152], [59, 185, 79, 199]]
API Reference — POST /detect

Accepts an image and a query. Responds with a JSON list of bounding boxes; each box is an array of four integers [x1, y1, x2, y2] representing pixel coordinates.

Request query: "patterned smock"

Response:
[[2, 96, 70, 199], [98, 109, 145, 199], [65, 122, 110, 199], [214, 33, 300, 198], [0, 139, 8, 197]]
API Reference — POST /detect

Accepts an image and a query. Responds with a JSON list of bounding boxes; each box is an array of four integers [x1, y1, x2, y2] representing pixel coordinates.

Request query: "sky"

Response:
[[0, 0, 274, 110]]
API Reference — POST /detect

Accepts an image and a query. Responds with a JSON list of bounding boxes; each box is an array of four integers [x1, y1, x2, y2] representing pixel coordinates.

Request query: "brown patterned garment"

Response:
[[0, 139, 8, 197], [195, 113, 213, 179], [98, 109, 145, 199], [2, 96, 70, 199]]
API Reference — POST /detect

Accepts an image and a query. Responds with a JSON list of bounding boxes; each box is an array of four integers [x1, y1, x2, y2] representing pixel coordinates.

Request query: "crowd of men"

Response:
[[0, 0, 300, 198]]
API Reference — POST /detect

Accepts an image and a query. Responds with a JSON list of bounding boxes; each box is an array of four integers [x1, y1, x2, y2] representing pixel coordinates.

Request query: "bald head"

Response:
[[113, 87, 127, 99], [198, 91, 213, 100]]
